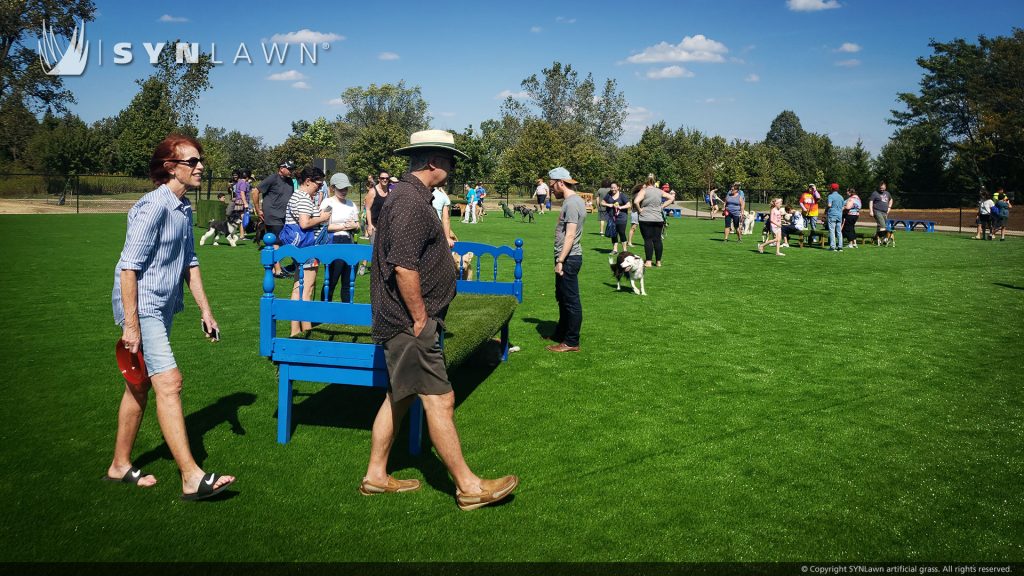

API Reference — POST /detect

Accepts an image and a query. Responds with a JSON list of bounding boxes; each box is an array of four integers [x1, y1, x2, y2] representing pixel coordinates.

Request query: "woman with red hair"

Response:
[[109, 134, 236, 501]]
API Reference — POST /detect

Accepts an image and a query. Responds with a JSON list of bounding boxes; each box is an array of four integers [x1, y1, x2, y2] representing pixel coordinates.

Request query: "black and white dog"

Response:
[[515, 204, 536, 223], [609, 251, 646, 296], [200, 213, 242, 247]]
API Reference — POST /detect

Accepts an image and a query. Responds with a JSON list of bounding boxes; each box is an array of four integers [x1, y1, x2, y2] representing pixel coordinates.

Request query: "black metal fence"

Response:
[[1, 173, 1019, 234]]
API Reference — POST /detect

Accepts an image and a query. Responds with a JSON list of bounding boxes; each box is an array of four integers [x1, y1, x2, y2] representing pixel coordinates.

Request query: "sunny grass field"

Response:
[[0, 211, 1021, 564]]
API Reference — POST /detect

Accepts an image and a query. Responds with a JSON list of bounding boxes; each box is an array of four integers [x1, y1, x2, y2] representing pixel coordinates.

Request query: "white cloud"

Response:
[[267, 70, 306, 81], [745, 73, 760, 82], [291, 81, 311, 90], [378, 52, 400, 60], [158, 14, 188, 23], [495, 89, 529, 100], [835, 59, 861, 67], [555, 16, 576, 24], [269, 29, 345, 44], [837, 42, 861, 53], [530, 25, 542, 33], [645, 65, 694, 79], [326, 97, 345, 106], [626, 34, 729, 64], [787, 0, 841, 11], [623, 106, 656, 141]]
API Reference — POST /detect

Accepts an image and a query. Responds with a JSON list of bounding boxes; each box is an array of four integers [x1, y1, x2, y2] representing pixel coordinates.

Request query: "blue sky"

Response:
[[57, 0, 1022, 155]]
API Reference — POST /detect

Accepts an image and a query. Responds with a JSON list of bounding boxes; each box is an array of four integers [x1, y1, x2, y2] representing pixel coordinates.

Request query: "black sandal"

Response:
[[181, 473, 234, 501]]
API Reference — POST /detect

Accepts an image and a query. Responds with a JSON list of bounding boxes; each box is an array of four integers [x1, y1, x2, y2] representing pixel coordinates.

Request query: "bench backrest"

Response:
[[259, 235, 523, 358]]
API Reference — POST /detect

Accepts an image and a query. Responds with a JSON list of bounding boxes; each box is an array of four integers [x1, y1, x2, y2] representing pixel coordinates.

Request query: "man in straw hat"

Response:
[[363, 129, 518, 510]]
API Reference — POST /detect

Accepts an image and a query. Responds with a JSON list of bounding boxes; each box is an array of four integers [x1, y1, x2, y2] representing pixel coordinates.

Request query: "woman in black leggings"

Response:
[[601, 182, 630, 253], [632, 175, 674, 267]]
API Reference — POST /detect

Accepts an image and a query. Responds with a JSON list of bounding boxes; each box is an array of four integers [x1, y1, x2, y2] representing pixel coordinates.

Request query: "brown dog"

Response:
[[452, 251, 475, 280]]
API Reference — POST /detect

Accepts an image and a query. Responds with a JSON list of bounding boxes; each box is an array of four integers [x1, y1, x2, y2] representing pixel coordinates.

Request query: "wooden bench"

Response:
[[259, 236, 524, 452], [663, 207, 682, 218], [888, 218, 935, 232]]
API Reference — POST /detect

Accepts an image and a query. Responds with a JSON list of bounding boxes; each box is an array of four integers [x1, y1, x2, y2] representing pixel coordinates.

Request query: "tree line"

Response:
[[1, 2, 1019, 208]]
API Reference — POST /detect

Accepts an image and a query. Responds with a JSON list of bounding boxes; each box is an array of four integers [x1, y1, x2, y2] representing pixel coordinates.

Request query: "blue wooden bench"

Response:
[[259, 235, 524, 453], [888, 218, 935, 232], [663, 207, 682, 218]]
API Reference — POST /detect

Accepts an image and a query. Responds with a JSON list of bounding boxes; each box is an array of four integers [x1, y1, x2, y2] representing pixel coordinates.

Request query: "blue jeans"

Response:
[[828, 218, 842, 249], [553, 255, 583, 347]]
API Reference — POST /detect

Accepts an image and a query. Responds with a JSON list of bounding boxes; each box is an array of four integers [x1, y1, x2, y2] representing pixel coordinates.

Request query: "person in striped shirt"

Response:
[[279, 166, 332, 336], [108, 134, 235, 501]]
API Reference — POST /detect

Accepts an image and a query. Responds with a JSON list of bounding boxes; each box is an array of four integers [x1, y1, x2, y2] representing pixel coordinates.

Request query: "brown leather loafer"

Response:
[[456, 475, 519, 511], [359, 475, 421, 496], [546, 343, 580, 353]]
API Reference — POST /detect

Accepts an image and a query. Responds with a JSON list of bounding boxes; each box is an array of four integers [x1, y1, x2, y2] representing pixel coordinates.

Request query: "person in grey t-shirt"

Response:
[[868, 181, 893, 233], [547, 167, 586, 353]]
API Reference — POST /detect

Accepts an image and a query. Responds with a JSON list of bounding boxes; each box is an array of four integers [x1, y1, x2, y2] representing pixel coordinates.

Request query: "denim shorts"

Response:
[[139, 315, 177, 376]]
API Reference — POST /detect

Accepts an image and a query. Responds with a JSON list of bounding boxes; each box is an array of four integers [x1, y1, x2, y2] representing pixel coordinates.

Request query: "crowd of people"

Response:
[[108, 128, 1015, 512]]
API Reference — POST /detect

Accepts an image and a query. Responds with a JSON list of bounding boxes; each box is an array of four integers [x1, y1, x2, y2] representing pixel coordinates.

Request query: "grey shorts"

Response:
[[382, 318, 451, 403]]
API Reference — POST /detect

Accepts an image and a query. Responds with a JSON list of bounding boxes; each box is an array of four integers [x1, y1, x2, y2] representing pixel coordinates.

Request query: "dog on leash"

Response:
[[452, 251, 475, 281], [741, 210, 758, 236], [609, 251, 646, 296], [200, 214, 242, 247], [514, 204, 536, 223]]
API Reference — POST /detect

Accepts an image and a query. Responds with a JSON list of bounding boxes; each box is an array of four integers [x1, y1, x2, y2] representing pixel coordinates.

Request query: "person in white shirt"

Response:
[[431, 186, 457, 248], [533, 178, 549, 214], [320, 173, 360, 302]]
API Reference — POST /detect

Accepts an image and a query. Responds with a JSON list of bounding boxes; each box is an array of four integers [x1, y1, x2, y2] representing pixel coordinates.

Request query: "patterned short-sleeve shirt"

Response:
[[370, 174, 457, 343]]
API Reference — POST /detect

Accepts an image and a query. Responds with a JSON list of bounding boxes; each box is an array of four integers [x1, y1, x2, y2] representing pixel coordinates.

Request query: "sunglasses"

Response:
[[168, 157, 204, 168]]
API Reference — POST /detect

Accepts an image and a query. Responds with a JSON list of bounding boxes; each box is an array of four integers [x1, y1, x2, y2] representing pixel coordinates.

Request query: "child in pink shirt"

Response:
[[757, 198, 786, 256]]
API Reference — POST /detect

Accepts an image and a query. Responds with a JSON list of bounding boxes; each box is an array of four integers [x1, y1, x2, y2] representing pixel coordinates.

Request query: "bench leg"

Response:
[[277, 364, 293, 444], [500, 322, 510, 362], [408, 396, 424, 456]]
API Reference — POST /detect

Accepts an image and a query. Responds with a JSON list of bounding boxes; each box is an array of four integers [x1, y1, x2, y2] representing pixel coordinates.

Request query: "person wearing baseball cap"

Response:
[[253, 159, 298, 276], [321, 173, 359, 303], [361, 130, 518, 511], [546, 166, 585, 353]]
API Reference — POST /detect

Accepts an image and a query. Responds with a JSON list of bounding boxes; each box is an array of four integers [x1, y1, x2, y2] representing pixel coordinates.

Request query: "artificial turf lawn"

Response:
[[0, 212, 1021, 563]]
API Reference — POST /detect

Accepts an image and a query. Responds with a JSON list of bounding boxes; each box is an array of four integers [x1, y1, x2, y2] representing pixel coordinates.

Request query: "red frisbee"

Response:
[[116, 338, 151, 388]]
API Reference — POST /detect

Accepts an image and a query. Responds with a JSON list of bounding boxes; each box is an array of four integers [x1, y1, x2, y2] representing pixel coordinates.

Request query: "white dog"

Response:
[[610, 252, 646, 296], [741, 210, 758, 236]]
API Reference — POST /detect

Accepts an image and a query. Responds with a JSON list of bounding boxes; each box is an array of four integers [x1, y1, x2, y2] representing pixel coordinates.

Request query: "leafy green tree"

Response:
[[495, 119, 566, 186], [335, 82, 431, 133], [110, 77, 177, 177], [0, 93, 38, 167], [891, 28, 1024, 189], [615, 122, 675, 187], [211, 129, 267, 174], [302, 116, 338, 159], [0, 0, 96, 113], [148, 39, 215, 130], [344, 122, 407, 185], [25, 111, 96, 175], [874, 124, 948, 207], [834, 139, 873, 194]]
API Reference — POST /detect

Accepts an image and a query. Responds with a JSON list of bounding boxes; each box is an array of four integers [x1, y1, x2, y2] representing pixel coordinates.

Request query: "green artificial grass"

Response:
[[296, 293, 518, 369], [0, 212, 1021, 563]]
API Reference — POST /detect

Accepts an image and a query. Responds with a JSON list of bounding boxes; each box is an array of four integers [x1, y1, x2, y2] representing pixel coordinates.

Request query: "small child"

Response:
[[757, 198, 786, 256], [217, 192, 231, 218]]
